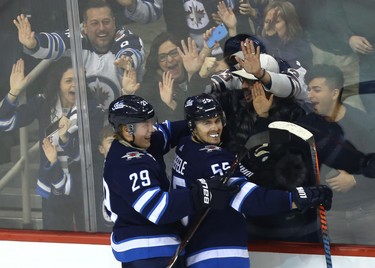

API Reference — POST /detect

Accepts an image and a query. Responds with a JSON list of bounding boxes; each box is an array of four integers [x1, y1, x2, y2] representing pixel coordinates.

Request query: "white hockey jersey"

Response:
[[24, 27, 145, 110]]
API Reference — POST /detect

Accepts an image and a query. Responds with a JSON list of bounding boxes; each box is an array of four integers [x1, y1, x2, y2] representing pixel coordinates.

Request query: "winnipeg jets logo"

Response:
[[87, 77, 119, 110], [200, 145, 221, 153], [184, 0, 209, 30], [122, 151, 144, 160]]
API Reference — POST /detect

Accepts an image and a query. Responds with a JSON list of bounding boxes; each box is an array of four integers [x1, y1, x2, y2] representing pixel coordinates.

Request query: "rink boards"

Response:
[[1, 230, 375, 268]]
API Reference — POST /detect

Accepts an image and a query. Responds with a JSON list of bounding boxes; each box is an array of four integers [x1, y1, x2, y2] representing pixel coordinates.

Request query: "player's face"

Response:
[[132, 119, 156, 149], [83, 7, 116, 53], [99, 136, 115, 158], [158, 41, 184, 82], [193, 116, 223, 145], [308, 78, 338, 116], [59, 68, 76, 108]]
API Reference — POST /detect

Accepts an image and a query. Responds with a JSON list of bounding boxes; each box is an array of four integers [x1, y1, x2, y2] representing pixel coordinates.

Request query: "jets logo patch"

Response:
[[122, 151, 144, 160], [200, 145, 221, 153]]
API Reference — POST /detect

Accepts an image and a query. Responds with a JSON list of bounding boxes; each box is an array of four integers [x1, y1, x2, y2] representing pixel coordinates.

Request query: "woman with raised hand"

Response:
[[0, 57, 104, 231]]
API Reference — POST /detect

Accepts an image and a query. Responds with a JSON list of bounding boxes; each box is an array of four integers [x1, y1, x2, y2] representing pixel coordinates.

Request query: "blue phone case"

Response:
[[207, 23, 228, 48]]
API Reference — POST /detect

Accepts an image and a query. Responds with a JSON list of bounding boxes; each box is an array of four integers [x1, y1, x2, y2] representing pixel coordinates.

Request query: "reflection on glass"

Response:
[[0, 0, 374, 248]]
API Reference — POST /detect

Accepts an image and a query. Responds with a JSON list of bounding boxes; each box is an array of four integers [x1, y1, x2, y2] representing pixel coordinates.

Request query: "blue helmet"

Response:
[[108, 95, 154, 131], [184, 94, 226, 131]]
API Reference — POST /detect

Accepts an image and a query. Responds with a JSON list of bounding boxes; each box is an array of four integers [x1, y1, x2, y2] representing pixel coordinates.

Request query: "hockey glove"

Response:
[[209, 176, 240, 210], [292, 185, 333, 213], [191, 177, 239, 210]]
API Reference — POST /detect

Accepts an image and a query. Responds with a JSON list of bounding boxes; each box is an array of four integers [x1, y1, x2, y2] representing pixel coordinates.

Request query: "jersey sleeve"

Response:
[[266, 66, 308, 101], [36, 159, 66, 199], [24, 30, 70, 60], [148, 120, 189, 155], [113, 29, 145, 80], [0, 95, 42, 131], [227, 177, 292, 216], [133, 185, 195, 224], [210, 69, 242, 93], [124, 0, 163, 24]]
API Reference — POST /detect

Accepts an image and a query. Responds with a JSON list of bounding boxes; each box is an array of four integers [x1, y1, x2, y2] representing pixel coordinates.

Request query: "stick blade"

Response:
[[268, 121, 313, 142]]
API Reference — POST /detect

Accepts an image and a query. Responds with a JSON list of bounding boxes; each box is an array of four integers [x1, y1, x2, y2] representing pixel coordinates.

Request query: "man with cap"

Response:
[[233, 38, 311, 110], [189, 34, 311, 111], [211, 39, 308, 156], [216, 46, 322, 242]]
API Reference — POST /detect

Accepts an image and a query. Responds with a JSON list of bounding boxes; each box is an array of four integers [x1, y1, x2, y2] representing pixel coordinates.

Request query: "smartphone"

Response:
[[206, 23, 229, 48], [325, 169, 340, 179], [45, 119, 61, 138]]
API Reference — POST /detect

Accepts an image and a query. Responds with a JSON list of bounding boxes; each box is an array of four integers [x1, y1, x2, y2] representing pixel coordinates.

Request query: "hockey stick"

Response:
[[268, 121, 333, 268], [166, 132, 268, 268]]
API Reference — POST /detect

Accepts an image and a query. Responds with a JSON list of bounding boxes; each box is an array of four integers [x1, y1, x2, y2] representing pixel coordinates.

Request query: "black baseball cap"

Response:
[[223, 34, 267, 59]]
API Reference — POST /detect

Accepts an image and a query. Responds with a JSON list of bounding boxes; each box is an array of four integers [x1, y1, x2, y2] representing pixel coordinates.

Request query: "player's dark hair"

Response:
[[82, 0, 114, 22], [305, 64, 344, 101]]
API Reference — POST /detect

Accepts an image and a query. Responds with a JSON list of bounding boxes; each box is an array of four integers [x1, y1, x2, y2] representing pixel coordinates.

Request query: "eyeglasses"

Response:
[[158, 48, 179, 62]]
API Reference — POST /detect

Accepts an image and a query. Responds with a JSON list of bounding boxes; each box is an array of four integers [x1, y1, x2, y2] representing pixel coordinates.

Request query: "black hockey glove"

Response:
[[191, 177, 239, 210], [292, 185, 333, 213], [209, 176, 240, 210]]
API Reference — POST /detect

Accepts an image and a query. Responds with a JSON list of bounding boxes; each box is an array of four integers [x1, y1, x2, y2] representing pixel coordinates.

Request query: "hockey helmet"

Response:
[[108, 95, 155, 131], [184, 93, 225, 131]]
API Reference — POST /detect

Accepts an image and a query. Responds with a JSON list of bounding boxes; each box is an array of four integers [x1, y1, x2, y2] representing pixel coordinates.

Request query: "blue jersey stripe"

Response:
[[231, 181, 257, 212], [147, 192, 168, 224], [111, 233, 180, 263], [133, 187, 160, 213]]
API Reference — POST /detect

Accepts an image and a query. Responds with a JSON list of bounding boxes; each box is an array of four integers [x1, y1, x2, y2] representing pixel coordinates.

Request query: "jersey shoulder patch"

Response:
[[121, 151, 145, 160], [199, 144, 222, 153], [114, 28, 133, 42]]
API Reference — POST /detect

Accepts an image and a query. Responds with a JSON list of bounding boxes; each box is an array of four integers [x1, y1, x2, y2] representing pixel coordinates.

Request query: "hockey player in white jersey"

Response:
[[104, 94, 236, 268], [171, 93, 332, 268]]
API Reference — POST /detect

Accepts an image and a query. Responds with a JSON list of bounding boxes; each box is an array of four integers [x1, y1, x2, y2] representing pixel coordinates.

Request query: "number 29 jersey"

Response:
[[103, 121, 194, 263]]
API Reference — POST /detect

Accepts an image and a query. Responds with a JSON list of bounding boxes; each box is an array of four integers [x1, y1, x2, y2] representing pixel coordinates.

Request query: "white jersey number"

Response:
[[129, 170, 151, 192], [211, 162, 230, 176]]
